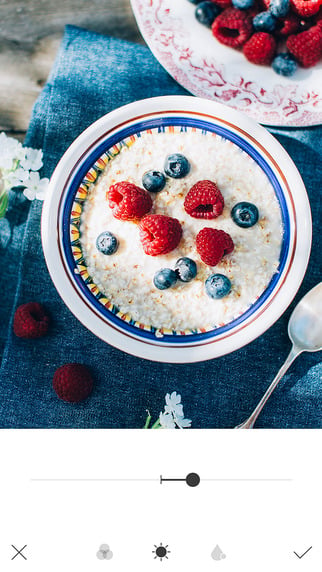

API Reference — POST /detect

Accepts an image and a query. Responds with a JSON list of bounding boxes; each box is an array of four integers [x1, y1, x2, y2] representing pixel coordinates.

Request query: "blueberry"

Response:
[[268, 0, 289, 17], [195, 2, 221, 27], [164, 153, 190, 179], [253, 11, 277, 32], [232, 0, 254, 9], [205, 274, 231, 299], [153, 268, 177, 290], [142, 170, 166, 192], [175, 257, 198, 282], [231, 202, 259, 228], [272, 53, 298, 76], [96, 231, 118, 255]]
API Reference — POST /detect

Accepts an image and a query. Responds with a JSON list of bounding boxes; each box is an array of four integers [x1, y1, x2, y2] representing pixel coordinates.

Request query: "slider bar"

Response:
[[160, 477, 186, 483]]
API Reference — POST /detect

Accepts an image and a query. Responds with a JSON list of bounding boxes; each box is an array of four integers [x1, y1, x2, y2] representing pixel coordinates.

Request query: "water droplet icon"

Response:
[[211, 544, 226, 561]]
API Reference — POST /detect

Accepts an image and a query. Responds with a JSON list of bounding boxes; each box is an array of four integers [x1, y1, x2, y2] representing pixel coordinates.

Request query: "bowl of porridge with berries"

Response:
[[42, 96, 311, 362]]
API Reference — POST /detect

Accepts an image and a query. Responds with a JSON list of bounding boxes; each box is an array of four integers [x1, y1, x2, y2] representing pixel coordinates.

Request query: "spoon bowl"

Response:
[[236, 282, 322, 429], [288, 282, 322, 351]]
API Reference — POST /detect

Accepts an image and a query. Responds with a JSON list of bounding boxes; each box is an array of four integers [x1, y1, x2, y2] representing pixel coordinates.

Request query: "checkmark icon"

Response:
[[293, 546, 312, 559]]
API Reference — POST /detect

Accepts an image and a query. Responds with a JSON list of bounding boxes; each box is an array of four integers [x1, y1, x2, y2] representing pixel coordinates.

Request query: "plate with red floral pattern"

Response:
[[131, 0, 322, 126]]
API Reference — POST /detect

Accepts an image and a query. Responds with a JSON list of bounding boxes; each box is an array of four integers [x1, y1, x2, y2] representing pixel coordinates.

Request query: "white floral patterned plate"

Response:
[[131, 0, 322, 127]]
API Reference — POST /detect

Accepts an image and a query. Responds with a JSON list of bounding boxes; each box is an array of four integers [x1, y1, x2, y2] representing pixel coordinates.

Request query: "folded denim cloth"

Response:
[[0, 25, 321, 428]]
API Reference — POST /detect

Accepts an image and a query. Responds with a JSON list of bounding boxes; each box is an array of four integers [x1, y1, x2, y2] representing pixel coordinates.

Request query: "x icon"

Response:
[[11, 545, 27, 560]]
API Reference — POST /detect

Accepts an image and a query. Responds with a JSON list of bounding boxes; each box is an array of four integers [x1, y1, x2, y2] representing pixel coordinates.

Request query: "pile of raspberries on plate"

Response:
[[188, 0, 322, 75]]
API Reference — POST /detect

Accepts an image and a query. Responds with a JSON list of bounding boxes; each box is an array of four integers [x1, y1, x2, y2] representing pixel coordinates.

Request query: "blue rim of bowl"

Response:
[[61, 116, 291, 344]]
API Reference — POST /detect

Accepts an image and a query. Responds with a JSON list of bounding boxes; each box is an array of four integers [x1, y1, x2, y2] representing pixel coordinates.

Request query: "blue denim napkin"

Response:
[[0, 25, 321, 428]]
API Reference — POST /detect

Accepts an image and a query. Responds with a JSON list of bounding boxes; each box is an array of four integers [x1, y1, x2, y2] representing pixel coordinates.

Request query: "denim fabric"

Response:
[[0, 25, 321, 428]]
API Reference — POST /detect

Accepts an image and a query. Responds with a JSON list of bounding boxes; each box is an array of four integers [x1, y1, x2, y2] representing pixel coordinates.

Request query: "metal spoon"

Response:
[[236, 282, 322, 429]]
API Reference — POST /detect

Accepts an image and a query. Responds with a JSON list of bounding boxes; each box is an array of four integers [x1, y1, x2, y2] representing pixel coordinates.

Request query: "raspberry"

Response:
[[139, 214, 182, 256], [243, 32, 277, 63], [108, 181, 152, 221], [210, 0, 233, 7], [13, 302, 50, 339], [315, 7, 322, 23], [277, 13, 300, 36], [196, 228, 234, 266], [212, 7, 253, 47], [53, 364, 94, 403], [247, 1, 263, 17], [184, 180, 224, 219], [290, 0, 320, 17], [287, 24, 322, 66]]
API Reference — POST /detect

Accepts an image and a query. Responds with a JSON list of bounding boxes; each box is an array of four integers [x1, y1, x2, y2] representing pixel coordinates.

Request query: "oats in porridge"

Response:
[[79, 127, 283, 332]]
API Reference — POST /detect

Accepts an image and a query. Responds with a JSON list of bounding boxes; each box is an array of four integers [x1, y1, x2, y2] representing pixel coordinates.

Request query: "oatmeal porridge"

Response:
[[78, 126, 283, 333]]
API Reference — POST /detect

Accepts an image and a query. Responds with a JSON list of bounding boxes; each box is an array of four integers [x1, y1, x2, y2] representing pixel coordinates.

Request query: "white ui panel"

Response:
[[0, 429, 320, 571]]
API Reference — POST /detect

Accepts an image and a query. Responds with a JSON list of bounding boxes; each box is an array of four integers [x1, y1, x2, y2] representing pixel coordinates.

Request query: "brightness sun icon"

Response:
[[153, 543, 171, 561]]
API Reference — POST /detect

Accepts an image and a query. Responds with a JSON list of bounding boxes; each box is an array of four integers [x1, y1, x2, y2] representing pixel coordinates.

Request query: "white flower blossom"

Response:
[[6, 167, 30, 188], [0, 132, 24, 170], [175, 415, 192, 429], [0, 131, 47, 218], [159, 412, 177, 429], [20, 147, 43, 171], [164, 391, 184, 418], [23, 171, 49, 201], [158, 392, 191, 429]]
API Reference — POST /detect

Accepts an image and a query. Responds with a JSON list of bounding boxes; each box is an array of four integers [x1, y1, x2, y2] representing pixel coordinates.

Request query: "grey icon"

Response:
[[293, 546, 312, 559], [211, 545, 226, 561], [11, 545, 27, 561], [153, 543, 171, 561], [96, 544, 113, 560]]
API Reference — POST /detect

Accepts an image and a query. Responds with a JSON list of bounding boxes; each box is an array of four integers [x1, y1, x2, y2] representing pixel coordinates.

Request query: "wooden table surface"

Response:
[[0, 0, 142, 139]]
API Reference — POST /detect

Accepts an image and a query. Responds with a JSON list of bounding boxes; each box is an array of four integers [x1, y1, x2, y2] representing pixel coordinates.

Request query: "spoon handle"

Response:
[[235, 345, 302, 429]]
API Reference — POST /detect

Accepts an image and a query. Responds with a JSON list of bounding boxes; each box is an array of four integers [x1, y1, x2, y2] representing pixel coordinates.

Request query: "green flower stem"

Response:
[[0, 192, 9, 219], [151, 419, 161, 429], [143, 412, 152, 429]]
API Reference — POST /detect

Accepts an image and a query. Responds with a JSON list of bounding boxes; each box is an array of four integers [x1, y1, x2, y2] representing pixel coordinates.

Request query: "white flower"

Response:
[[159, 392, 192, 429], [20, 147, 43, 171], [174, 415, 192, 429], [6, 167, 30, 188], [23, 171, 49, 201], [164, 391, 184, 418], [159, 412, 176, 429], [0, 132, 47, 218], [0, 132, 24, 170]]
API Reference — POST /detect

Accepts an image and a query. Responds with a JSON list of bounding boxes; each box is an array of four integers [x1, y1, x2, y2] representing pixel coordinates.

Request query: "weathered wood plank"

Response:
[[0, 0, 142, 134]]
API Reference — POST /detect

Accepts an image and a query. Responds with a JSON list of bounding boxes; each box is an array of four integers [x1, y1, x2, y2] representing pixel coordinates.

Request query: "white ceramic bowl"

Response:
[[41, 96, 311, 363]]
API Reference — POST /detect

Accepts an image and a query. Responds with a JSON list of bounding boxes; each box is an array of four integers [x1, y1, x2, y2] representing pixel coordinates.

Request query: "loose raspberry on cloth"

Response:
[[13, 302, 50, 339], [52, 363, 94, 403]]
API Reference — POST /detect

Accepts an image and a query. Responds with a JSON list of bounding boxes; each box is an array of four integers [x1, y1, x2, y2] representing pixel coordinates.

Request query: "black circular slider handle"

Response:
[[186, 472, 201, 487]]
